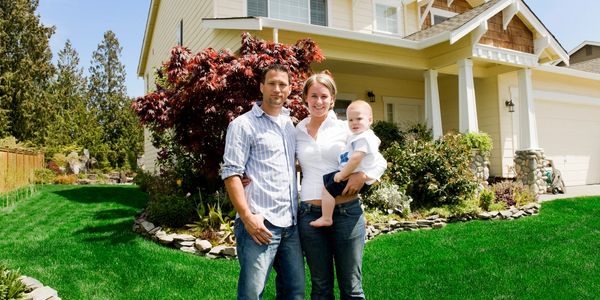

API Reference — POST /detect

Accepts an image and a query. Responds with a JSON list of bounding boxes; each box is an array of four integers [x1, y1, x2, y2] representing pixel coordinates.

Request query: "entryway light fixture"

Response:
[[367, 90, 376, 103], [505, 99, 515, 113]]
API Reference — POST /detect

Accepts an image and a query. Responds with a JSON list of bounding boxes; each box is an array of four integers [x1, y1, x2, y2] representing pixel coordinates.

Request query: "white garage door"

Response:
[[536, 100, 600, 186]]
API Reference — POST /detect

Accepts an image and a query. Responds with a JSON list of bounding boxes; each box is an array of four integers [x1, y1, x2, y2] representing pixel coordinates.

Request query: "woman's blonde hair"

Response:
[[302, 71, 337, 108]]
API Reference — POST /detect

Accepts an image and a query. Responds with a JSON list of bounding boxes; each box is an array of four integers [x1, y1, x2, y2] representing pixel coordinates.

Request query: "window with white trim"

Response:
[[247, 0, 327, 26], [430, 7, 456, 25], [374, 3, 399, 34]]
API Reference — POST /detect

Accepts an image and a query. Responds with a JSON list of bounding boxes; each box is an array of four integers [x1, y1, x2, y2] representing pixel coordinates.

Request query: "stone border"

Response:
[[366, 202, 540, 240], [134, 203, 541, 257], [19, 275, 60, 300], [133, 213, 237, 259]]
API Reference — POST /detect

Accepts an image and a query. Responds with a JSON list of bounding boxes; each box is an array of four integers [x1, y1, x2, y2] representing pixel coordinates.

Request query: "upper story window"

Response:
[[373, 0, 402, 34], [247, 0, 328, 26], [430, 7, 456, 25]]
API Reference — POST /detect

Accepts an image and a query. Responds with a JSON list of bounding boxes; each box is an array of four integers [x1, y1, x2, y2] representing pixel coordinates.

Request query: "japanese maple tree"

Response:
[[133, 33, 324, 192]]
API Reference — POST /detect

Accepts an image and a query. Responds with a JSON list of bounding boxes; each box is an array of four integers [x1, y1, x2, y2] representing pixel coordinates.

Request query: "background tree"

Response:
[[46, 40, 101, 156], [0, 0, 55, 142], [88, 30, 142, 169], [133, 33, 323, 193]]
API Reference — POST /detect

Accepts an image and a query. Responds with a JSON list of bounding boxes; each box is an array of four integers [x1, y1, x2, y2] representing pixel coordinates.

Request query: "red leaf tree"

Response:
[[133, 33, 324, 192]]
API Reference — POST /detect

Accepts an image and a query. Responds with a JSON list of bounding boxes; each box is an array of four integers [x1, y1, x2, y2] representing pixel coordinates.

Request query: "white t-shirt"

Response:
[[339, 129, 387, 185], [296, 111, 349, 201]]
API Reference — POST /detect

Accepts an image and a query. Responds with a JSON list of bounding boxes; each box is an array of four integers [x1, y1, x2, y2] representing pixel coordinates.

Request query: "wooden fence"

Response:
[[0, 148, 45, 193]]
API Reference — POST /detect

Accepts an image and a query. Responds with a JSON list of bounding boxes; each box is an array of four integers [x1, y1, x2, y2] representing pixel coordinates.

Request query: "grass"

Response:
[[0, 185, 598, 299]]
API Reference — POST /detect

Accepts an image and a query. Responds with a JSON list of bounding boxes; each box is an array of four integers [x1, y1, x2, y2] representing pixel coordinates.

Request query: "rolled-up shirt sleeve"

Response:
[[221, 120, 250, 180]]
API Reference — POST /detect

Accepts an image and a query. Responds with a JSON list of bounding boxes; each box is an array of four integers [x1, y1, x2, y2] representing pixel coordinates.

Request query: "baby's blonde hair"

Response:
[[347, 99, 373, 116]]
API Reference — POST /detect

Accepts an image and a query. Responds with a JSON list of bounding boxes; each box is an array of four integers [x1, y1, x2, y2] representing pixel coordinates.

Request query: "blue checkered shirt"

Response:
[[221, 104, 297, 227]]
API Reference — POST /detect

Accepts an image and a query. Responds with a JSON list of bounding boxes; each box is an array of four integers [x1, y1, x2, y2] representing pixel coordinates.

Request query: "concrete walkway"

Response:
[[538, 184, 600, 202]]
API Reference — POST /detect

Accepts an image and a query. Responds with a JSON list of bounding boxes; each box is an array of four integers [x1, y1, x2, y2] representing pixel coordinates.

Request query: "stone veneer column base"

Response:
[[514, 149, 547, 194]]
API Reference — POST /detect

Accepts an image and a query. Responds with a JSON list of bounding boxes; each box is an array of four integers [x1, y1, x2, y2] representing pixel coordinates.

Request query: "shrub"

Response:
[[372, 121, 403, 151], [0, 264, 27, 300], [33, 168, 55, 184], [491, 180, 537, 207], [403, 122, 433, 142], [384, 132, 478, 209], [147, 193, 197, 228], [364, 181, 412, 215], [53, 175, 77, 185], [462, 132, 493, 153], [46, 161, 62, 175], [133, 171, 155, 193], [479, 188, 495, 211]]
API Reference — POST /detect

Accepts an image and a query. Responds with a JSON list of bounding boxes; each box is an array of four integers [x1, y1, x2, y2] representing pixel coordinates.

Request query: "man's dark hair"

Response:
[[261, 64, 290, 84]]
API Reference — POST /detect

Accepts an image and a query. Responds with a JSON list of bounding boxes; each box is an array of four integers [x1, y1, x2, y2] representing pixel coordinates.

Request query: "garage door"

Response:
[[536, 100, 600, 186]]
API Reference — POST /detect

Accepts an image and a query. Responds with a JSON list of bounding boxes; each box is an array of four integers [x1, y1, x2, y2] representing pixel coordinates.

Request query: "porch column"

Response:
[[514, 68, 546, 194], [517, 68, 539, 150], [458, 59, 479, 133], [424, 69, 443, 139]]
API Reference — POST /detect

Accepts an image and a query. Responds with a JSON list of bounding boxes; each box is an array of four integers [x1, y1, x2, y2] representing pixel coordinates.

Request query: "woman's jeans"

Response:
[[299, 199, 366, 300], [234, 218, 305, 300]]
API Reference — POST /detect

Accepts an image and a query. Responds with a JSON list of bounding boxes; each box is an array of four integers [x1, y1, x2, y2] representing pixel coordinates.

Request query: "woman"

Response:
[[296, 73, 378, 299]]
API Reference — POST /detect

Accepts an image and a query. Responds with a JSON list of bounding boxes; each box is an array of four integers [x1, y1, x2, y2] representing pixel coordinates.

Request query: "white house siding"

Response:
[[218, 0, 243, 17], [330, 0, 352, 30]]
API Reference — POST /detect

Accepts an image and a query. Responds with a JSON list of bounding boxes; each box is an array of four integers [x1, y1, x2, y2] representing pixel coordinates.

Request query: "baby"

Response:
[[311, 100, 387, 227]]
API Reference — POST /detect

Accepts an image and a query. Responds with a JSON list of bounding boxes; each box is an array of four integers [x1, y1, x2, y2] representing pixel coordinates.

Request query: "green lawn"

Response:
[[0, 185, 598, 299]]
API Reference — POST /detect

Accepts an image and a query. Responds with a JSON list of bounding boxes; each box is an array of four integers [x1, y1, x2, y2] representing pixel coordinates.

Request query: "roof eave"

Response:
[[137, 0, 160, 77]]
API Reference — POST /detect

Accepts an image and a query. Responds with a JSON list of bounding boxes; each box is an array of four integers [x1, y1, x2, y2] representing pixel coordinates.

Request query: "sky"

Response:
[[36, 0, 600, 99]]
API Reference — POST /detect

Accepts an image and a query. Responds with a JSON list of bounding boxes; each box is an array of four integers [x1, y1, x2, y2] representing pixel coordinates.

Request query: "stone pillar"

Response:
[[424, 69, 443, 139], [471, 150, 490, 183], [514, 149, 547, 194], [458, 59, 479, 133]]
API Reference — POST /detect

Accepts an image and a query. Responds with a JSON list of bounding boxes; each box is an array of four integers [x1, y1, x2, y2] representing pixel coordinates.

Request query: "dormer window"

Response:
[[374, 0, 402, 34], [247, 0, 328, 26], [430, 7, 456, 25]]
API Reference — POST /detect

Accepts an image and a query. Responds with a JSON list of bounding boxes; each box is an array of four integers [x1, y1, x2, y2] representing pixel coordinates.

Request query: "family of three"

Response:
[[221, 64, 387, 300]]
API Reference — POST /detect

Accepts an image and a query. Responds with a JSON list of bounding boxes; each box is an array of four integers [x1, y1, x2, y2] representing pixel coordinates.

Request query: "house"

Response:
[[137, 0, 600, 189], [556, 41, 600, 74]]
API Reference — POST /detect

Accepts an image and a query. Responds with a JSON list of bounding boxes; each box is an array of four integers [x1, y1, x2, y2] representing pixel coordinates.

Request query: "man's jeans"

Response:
[[234, 218, 305, 300], [298, 199, 366, 300]]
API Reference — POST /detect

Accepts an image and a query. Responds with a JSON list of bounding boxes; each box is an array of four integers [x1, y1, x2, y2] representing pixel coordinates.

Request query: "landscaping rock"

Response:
[[19, 276, 43, 291], [478, 212, 492, 220], [175, 240, 195, 248], [140, 221, 155, 233], [180, 246, 200, 255], [26, 285, 59, 300], [173, 234, 195, 242], [432, 222, 447, 229], [500, 210, 513, 218], [195, 239, 212, 252], [221, 246, 237, 257]]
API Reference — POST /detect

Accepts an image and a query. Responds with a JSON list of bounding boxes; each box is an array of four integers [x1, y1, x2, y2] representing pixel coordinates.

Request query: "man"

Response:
[[221, 64, 305, 300]]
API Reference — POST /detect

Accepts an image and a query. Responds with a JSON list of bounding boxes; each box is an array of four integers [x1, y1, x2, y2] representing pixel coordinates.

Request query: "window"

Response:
[[334, 99, 352, 120], [430, 8, 456, 25], [247, 0, 327, 26], [375, 4, 398, 34], [586, 46, 593, 56]]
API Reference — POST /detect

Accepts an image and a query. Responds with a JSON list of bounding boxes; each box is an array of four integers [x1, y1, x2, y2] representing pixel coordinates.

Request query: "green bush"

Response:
[[364, 181, 412, 215], [462, 132, 493, 153], [383, 132, 477, 209], [372, 121, 403, 151], [0, 264, 27, 300], [479, 188, 495, 211], [147, 193, 197, 228], [133, 171, 155, 193], [33, 168, 56, 184]]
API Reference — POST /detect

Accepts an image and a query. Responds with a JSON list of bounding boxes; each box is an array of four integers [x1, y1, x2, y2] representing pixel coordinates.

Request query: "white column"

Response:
[[424, 69, 443, 139], [517, 68, 539, 149], [458, 59, 479, 133]]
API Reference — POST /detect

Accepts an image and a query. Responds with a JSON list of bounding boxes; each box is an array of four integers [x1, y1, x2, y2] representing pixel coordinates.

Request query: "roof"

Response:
[[565, 57, 600, 74], [568, 41, 600, 56], [405, 0, 501, 41]]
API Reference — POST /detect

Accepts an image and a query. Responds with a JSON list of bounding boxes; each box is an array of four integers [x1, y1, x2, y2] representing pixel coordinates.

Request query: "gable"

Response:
[[479, 10, 533, 54]]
